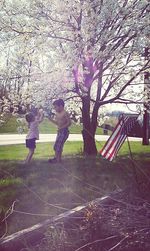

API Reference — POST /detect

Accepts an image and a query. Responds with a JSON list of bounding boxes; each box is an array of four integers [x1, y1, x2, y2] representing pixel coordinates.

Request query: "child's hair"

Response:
[[31, 107, 39, 116], [53, 99, 64, 107], [25, 112, 35, 123]]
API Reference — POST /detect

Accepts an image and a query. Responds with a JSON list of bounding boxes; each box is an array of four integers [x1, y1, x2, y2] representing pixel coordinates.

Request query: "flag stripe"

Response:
[[110, 117, 131, 159], [100, 117, 128, 158], [109, 134, 126, 161], [100, 120, 123, 156], [100, 115, 138, 161]]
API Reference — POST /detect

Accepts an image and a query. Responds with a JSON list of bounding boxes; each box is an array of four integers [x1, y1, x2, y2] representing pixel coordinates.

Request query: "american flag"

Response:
[[100, 115, 138, 161]]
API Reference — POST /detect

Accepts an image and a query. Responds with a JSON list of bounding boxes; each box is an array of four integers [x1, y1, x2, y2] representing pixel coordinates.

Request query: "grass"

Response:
[[0, 141, 149, 160], [0, 116, 103, 134], [0, 116, 82, 134], [0, 141, 150, 237], [0, 141, 83, 160], [39, 119, 85, 134], [0, 116, 18, 133]]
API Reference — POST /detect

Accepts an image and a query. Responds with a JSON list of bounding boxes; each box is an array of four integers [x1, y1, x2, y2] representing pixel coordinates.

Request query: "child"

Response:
[[48, 99, 71, 163], [25, 109, 43, 163]]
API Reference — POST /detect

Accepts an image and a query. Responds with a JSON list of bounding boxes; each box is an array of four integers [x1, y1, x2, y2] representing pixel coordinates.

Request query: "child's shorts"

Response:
[[26, 138, 36, 149], [54, 128, 69, 153]]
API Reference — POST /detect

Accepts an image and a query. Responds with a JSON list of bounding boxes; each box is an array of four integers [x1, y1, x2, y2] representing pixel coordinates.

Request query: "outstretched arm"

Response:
[[48, 117, 57, 125], [36, 109, 44, 123]]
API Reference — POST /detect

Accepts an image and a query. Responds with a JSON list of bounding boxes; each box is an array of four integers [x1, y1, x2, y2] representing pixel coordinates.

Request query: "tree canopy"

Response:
[[0, 0, 149, 153]]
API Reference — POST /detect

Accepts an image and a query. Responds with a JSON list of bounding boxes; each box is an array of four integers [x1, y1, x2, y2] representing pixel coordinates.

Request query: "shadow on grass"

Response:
[[0, 154, 149, 238]]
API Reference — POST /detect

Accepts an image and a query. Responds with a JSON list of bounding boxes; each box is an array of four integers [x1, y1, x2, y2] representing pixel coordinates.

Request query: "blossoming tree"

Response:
[[0, 0, 149, 154]]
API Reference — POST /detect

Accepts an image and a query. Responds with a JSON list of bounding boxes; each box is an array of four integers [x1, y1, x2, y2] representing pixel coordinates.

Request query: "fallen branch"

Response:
[[75, 235, 118, 251]]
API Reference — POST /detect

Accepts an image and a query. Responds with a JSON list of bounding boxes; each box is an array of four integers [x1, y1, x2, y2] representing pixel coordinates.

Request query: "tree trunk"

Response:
[[142, 107, 149, 145], [82, 65, 103, 155], [81, 96, 97, 155], [82, 128, 97, 155], [142, 49, 150, 145]]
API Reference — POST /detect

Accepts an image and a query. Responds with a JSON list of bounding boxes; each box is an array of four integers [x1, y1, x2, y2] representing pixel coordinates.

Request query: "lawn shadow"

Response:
[[0, 155, 149, 237]]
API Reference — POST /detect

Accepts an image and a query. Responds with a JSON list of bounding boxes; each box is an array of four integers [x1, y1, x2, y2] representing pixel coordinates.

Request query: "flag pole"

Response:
[[122, 115, 140, 190]]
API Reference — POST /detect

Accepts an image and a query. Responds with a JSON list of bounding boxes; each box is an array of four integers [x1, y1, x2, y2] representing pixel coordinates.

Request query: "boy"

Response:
[[25, 109, 43, 163], [48, 99, 71, 163]]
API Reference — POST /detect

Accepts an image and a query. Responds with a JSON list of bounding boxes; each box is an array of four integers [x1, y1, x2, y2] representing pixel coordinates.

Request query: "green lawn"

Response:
[[0, 141, 83, 160], [0, 117, 82, 134], [0, 141, 149, 237], [0, 141, 149, 160], [0, 116, 103, 134]]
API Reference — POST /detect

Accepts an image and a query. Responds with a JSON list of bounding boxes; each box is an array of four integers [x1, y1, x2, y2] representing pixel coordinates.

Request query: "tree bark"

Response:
[[142, 48, 150, 145], [82, 128, 97, 155], [82, 69, 103, 156], [81, 96, 97, 155]]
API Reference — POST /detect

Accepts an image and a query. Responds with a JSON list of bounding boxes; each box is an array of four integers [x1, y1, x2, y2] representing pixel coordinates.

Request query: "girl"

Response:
[[25, 110, 43, 163]]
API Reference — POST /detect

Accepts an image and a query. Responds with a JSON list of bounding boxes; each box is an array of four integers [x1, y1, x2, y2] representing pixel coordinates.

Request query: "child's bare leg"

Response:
[[25, 148, 34, 163], [55, 151, 62, 163]]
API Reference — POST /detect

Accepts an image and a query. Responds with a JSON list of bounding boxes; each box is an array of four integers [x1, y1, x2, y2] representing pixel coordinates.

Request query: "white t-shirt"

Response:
[[26, 120, 39, 140]]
